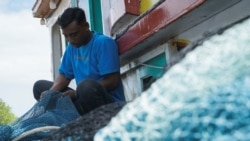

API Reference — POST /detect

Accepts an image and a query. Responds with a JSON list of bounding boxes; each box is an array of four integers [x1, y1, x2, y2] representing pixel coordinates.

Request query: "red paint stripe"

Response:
[[117, 0, 205, 54]]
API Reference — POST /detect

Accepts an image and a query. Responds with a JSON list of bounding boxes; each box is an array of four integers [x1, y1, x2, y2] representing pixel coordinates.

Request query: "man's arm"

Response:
[[51, 74, 78, 99], [99, 72, 120, 91], [50, 74, 71, 91], [40, 74, 71, 99]]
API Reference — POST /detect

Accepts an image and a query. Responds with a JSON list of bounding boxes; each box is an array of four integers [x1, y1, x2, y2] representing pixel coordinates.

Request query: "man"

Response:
[[33, 7, 125, 115]]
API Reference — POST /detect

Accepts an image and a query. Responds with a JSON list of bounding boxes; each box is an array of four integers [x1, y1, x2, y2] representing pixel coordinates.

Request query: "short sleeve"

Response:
[[59, 46, 75, 80], [95, 36, 120, 75]]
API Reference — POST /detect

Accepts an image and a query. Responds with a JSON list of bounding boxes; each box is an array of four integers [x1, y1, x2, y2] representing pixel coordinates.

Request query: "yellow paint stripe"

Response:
[[140, 0, 159, 13]]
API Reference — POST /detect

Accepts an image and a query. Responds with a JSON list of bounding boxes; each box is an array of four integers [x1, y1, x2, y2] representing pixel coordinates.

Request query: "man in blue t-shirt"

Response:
[[33, 7, 125, 115]]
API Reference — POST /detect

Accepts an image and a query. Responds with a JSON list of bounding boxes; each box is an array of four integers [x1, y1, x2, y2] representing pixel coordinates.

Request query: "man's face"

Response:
[[62, 20, 89, 47]]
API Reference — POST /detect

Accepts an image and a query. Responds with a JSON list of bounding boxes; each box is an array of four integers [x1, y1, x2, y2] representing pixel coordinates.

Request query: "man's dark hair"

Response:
[[57, 7, 87, 29]]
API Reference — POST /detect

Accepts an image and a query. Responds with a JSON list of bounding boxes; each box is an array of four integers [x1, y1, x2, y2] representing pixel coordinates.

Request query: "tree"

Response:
[[0, 99, 16, 124]]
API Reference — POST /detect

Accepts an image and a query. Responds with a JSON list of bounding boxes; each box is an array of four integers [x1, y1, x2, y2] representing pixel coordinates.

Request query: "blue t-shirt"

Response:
[[59, 32, 125, 101]]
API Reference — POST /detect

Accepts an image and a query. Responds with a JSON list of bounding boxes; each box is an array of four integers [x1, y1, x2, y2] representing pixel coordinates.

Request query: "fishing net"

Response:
[[94, 17, 250, 140], [0, 90, 80, 141]]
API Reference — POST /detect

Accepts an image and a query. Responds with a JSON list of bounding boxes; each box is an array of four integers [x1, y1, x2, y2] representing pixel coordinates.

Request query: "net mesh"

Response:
[[0, 90, 80, 141], [94, 18, 250, 140]]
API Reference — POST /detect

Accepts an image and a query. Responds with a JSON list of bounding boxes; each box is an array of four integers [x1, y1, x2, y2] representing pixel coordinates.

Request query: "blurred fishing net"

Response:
[[94, 17, 250, 140]]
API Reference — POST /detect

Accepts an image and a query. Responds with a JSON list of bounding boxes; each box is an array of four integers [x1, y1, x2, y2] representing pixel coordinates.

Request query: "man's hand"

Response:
[[62, 90, 77, 100], [40, 90, 48, 100], [40, 89, 77, 100]]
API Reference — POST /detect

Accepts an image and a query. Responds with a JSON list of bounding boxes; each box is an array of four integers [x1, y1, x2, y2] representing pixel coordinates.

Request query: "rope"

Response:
[[12, 126, 60, 141]]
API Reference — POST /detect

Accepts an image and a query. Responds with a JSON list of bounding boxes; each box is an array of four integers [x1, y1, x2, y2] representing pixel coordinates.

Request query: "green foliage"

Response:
[[0, 99, 16, 124]]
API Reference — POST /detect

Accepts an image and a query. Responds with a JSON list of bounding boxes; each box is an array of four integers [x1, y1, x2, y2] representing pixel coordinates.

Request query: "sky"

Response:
[[0, 0, 52, 117]]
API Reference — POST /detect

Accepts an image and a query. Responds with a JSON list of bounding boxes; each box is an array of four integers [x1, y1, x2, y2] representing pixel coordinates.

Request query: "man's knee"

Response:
[[33, 80, 45, 89], [76, 79, 105, 96], [33, 80, 53, 101], [75, 79, 112, 114], [77, 79, 100, 88]]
